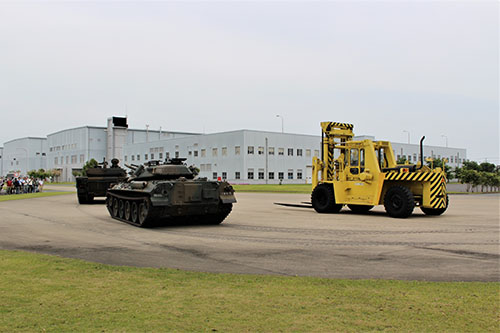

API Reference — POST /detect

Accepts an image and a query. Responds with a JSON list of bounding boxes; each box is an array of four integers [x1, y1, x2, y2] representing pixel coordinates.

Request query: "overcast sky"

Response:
[[0, 0, 498, 162]]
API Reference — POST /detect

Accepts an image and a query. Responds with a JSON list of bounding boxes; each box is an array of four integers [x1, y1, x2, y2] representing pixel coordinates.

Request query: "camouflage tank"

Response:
[[105, 158, 237, 227], [76, 158, 127, 204]]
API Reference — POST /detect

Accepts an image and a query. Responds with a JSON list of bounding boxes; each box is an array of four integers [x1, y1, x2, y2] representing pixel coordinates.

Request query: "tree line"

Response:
[[396, 157, 499, 192]]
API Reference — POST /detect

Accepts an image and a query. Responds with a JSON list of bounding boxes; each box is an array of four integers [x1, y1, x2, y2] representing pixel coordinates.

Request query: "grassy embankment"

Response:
[[0, 192, 72, 202], [0, 250, 498, 332]]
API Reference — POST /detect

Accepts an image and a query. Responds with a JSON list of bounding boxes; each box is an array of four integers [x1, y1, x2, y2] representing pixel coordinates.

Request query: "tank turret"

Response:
[[106, 158, 236, 227], [76, 158, 127, 204]]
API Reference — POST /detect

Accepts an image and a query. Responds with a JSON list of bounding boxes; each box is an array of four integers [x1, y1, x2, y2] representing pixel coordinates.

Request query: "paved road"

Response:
[[0, 192, 498, 281]]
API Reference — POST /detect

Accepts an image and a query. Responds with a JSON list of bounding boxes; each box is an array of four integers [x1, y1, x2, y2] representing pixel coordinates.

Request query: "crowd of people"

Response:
[[0, 177, 44, 195]]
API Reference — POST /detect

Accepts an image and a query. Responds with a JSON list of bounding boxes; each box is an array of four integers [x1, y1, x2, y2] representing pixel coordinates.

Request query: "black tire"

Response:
[[106, 195, 113, 214], [118, 200, 125, 219], [311, 184, 343, 213], [348, 204, 374, 214], [138, 200, 150, 226], [384, 186, 415, 218], [112, 198, 119, 217], [131, 202, 139, 224], [124, 201, 131, 221], [421, 195, 449, 216]]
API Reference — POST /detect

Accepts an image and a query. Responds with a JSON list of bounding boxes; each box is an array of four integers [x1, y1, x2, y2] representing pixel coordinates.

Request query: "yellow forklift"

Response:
[[311, 122, 448, 218]]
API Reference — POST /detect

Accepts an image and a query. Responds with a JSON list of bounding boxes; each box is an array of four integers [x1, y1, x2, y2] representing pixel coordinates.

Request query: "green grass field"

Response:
[[0, 250, 498, 332], [0, 192, 72, 202]]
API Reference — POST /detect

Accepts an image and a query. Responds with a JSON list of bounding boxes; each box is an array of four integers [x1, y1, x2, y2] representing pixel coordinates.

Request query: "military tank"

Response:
[[105, 158, 236, 227], [76, 158, 127, 204]]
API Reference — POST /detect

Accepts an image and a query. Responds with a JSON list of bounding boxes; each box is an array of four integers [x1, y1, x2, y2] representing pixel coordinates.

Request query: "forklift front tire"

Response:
[[311, 184, 343, 213]]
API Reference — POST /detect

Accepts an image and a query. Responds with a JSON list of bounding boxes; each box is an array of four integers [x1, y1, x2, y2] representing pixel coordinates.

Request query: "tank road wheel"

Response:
[[131, 202, 139, 224], [106, 195, 113, 215], [118, 200, 125, 219], [347, 204, 374, 214], [384, 186, 415, 218], [112, 198, 119, 217], [311, 184, 343, 213], [206, 203, 233, 225], [138, 200, 150, 226], [421, 195, 449, 216], [124, 201, 131, 221]]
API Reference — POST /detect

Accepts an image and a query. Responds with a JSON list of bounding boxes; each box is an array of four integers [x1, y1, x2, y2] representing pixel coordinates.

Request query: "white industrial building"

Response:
[[1, 137, 47, 177], [1, 116, 467, 183]]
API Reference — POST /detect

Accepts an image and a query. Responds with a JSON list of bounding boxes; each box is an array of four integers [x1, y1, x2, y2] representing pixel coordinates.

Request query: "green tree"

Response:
[[396, 156, 407, 165], [462, 161, 479, 171], [73, 159, 99, 177], [479, 162, 496, 173]]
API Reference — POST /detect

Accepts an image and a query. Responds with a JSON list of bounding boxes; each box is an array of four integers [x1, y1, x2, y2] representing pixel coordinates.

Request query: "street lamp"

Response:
[[276, 115, 284, 133], [441, 135, 448, 148], [402, 130, 410, 144]]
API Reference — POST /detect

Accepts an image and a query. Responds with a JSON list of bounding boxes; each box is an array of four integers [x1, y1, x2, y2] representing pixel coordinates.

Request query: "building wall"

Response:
[[124, 130, 322, 184], [47, 127, 108, 181], [391, 142, 467, 168], [1, 137, 47, 176]]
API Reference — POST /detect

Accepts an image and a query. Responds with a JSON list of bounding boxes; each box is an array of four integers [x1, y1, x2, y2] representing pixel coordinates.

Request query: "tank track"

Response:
[[106, 192, 233, 228]]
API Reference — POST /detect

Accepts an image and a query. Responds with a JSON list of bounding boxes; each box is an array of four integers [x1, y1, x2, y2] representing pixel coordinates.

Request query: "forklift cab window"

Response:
[[378, 148, 388, 169], [360, 149, 365, 173], [349, 149, 359, 175]]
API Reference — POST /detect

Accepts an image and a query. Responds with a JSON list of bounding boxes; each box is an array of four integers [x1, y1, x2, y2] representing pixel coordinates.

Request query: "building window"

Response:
[[269, 147, 275, 155], [248, 170, 254, 179], [201, 149, 206, 157], [258, 171, 264, 180], [144, 154, 148, 160], [131, 155, 135, 161], [159, 152, 163, 159], [288, 148, 293, 156], [66, 156, 69, 164], [314, 150, 319, 157], [258, 146, 264, 155], [269, 172, 274, 179], [80, 154, 84, 163], [166, 152, 170, 159], [235, 172, 240, 179], [222, 147, 227, 156], [288, 171, 294, 179], [212, 148, 218, 157], [278, 172, 284, 180], [297, 170, 303, 179], [248, 146, 254, 154], [297, 149, 303, 156], [194, 150, 198, 157], [54, 157, 58, 165], [124, 155, 128, 162], [222, 172, 227, 180], [278, 148, 284, 155], [137, 154, 140, 161], [175, 151, 179, 158], [213, 172, 217, 180], [306, 149, 311, 157], [235, 146, 241, 155], [151, 153, 154, 160]]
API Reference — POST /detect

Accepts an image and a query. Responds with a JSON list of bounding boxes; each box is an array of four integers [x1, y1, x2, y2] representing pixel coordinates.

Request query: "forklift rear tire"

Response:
[[384, 185, 415, 218], [421, 195, 449, 216], [311, 184, 343, 213], [347, 204, 374, 214]]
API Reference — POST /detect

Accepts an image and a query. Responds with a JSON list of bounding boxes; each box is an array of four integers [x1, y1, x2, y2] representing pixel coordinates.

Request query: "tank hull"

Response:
[[106, 179, 236, 227]]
